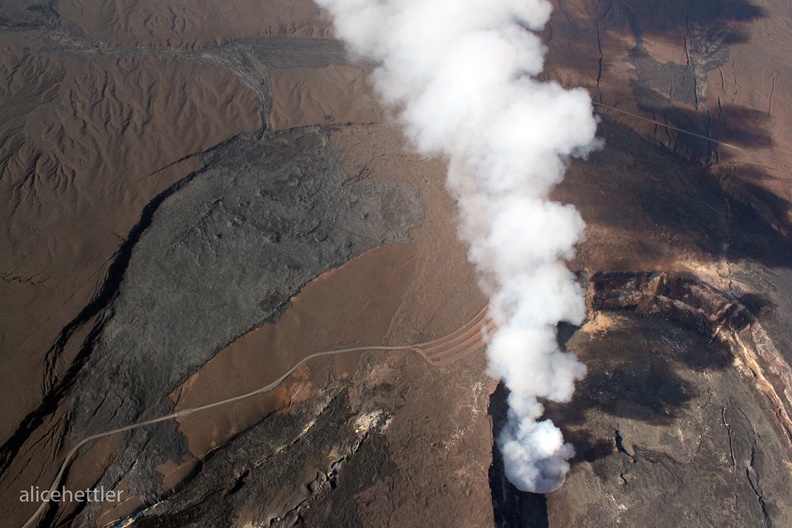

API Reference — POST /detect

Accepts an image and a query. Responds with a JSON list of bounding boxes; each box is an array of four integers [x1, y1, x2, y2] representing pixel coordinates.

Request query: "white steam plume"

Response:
[[315, 0, 600, 492]]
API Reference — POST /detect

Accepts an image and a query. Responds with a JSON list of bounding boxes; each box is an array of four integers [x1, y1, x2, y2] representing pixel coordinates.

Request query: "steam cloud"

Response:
[[315, 0, 600, 492]]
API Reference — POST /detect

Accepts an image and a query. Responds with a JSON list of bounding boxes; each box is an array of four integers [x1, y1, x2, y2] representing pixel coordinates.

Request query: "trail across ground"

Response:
[[21, 306, 491, 528], [592, 102, 748, 153]]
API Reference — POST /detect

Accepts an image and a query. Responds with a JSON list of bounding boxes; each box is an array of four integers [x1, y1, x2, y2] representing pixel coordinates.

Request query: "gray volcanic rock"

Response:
[[0, 0, 57, 29], [65, 126, 421, 519], [493, 270, 792, 526], [130, 381, 394, 528], [97, 331, 496, 528], [548, 311, 792, 527], [489, 308, 792, 528]]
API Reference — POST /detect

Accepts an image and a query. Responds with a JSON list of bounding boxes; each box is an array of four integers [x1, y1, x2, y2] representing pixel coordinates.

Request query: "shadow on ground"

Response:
[[489, 383, 550, 528], [561, 118, 792, 270]]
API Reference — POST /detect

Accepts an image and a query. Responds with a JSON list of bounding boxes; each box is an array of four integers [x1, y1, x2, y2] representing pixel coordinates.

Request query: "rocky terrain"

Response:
[[542, 0, 792, 230], [0, 1, 791, 527]]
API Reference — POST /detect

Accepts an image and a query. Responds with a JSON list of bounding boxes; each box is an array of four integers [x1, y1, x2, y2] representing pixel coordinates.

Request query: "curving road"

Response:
[[21, 306, 492, 528]]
